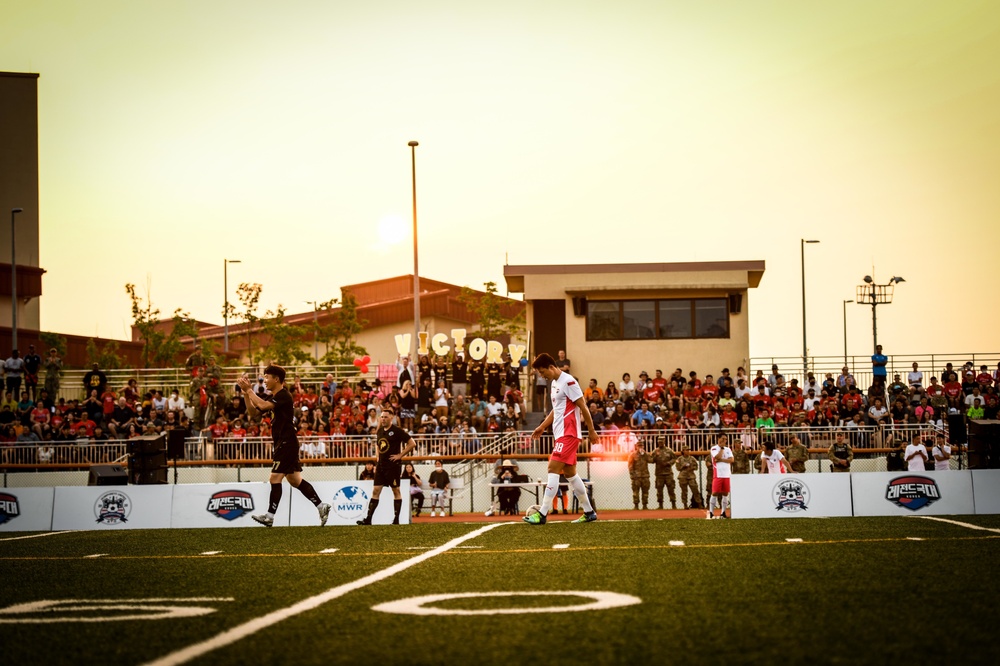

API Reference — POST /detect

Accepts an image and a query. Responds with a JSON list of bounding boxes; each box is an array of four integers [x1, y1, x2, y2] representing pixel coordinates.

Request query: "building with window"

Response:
[[503, 261, 765, 387]]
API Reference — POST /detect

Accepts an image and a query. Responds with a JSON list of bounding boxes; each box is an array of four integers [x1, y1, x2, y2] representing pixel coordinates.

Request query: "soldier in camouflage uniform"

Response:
[[785, 435, 809, 473], [675, 446, 703, 509], [185, 344, 205, 377], [651, 437, 678, 509], [190, 366, 209, 428], [627, 441, 652, 510], [731, 444, 751, 475], [828, 431, 853, 472]]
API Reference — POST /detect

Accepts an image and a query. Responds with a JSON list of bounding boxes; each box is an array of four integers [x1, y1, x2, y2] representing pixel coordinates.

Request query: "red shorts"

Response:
[[711, 477, 731, 495], [550, 436, 580, 466]]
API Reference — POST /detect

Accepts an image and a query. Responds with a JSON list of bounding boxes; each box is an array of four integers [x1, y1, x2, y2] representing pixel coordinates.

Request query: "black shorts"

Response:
[[374, 461, 402, 488], [271, 442, 303, 475]]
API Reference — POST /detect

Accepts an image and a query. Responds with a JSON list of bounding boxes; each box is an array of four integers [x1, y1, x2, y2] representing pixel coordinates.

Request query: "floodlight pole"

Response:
[[409, 141, 420, 350]]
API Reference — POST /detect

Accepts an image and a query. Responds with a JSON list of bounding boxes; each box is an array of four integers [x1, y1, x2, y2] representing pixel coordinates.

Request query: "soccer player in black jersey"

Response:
[[236, 365, 330, 527], [357, 406, 417, 525]]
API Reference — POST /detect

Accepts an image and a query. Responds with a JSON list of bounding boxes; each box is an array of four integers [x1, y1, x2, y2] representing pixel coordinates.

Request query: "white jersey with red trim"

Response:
[[709, 445, 733, 479], [761, 449, 789, 474], [550, 370, 585, 440]]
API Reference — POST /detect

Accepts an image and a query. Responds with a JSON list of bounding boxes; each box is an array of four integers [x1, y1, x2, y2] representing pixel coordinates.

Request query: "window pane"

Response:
[[658, 300, 691, 338], [587, 301, 621, 340], [695, 299, 729, 338], [622, 301, 656, 339]]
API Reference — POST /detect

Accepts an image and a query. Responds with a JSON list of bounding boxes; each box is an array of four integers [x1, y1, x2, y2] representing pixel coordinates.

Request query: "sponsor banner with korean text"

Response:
[[731, 473, 853, 519], [0, 487, 55, 532], [171, 483, 289, 528], [289, 480, 411, 526], [52, 485, 173, 531], [852, 471, 974, 517], [971, 470, 1000, 514]]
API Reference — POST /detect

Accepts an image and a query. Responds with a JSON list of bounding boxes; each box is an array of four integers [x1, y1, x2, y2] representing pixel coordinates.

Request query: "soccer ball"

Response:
[[524, 504, 543, 518]]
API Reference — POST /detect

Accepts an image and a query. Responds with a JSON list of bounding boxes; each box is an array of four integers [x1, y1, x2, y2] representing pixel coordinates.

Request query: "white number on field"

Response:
[[0, 598, 234, 623], [372, 590, 641, 616]]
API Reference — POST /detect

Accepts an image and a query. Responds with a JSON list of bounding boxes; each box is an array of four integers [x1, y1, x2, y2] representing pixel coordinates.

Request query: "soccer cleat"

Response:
[[252, 514, 274, 527], [573, 511, 598, 523], [705, 511, 713, 520], [317, 503, 331, 527], [356, 518, 372, 525], [522, 512, 547, 525]]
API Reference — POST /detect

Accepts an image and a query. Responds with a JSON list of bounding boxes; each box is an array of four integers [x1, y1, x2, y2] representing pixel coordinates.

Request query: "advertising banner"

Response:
[[971, 470, 1000, 514], [731, 473, 853, 519], [851, 471, 974, 517], [171, 483, 289, 528], [52, 485, 174, 530], [0, 487, 55, 532], [290, 480, 411, 526]]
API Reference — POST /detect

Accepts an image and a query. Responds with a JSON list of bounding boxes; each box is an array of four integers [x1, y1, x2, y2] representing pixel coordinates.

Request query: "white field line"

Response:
[[0, 531, 71, 542], [200, 551, 222, 556], [785, 539, 803, 543], [552, 544, 570, 549], [83, 554, 108, 559], [668, 541, 685, 546], [319, 548, 338, 554], [142, 522, 511, 666], [906, 537, 924, 541], [917, 516, 1000, 534]]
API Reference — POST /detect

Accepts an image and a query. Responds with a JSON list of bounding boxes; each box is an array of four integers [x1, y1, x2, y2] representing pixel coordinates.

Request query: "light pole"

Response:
[[304, 300, 319, 361], [408, 141, 420, 350], [842, 299, 853, 365], [10, 208, 23, 350], [223, 258, 241, 352], [800, 239, 819, 374], [856, 275, 905, 351]]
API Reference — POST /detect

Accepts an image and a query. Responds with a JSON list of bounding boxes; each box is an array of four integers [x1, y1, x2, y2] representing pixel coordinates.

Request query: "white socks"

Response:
[[721, 496, 730, 512], [708, 497, 718, 512], [540, 473, 559, 515], [566, 474, 594, 513]]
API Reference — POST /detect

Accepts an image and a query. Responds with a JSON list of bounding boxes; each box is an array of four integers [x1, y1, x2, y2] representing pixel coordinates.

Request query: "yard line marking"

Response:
[[906, 537, 924, 541], [454, 545, 482, 549], [200, 551, 222, 556], [84, 554, 108, 559], [553, 544, 570, 549], [142, 522, 511, 666], [785, 538, 803, 543], [406, 546, 433, 550], [0, 531, 71, 542], [917, 516, 1000, 534], [669, 541, 685, 547], [319, 548, 338, 554]]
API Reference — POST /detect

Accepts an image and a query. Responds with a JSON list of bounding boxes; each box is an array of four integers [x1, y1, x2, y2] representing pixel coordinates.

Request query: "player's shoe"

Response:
[[522, 512, 547, 525], [317, 503, 331, 527], [356, 518, 372, 525], [572, 511, 598, 523], [705, 510, 713, 520], [252, 514, 274, 527]]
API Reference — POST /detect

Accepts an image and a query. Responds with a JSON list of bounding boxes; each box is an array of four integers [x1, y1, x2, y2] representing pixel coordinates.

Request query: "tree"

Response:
[[126, 283, 199, 368], [458, 281, 525, 340], [227, 282, 263, 362], [319, 290, 368, 368], [39, 332, 68, 357], [256, 305, 310, 366], [86, 339, 126, 370]]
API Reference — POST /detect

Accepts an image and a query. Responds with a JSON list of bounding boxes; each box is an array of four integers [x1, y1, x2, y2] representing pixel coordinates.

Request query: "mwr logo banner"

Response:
[[289, 480, 411, 526], [0, 488, 55, 532], [885, 476, 941, 511], [171, 483, 288, 528], [852, 471, 975, 517]]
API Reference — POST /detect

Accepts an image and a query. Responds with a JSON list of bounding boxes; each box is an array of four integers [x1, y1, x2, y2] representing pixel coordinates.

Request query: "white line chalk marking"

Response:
[[553, 544, 570, 549], [373, 591, 642, 616], [785, 538, 803, 543], [143, 522, 511, 666], [906, 537, 924, 541], [200, 551, 222, 556], [917, 516, 1000, 534], [83, 554, 108, 559], [669, 541, 685, 547], [0, 531, 71, 542], [319, 548, 338, 554]]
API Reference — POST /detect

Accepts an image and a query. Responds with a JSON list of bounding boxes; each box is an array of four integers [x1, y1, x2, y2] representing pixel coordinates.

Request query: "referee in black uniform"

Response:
[[357, 405, 417, 525], [237, 365, 330, 527]]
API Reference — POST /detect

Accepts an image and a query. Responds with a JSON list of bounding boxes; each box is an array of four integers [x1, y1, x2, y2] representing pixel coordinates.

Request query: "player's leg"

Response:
[[253, 471, 285, 526], [524, 460, 565, 524], [720, 479, 731, 517], [358, 485, 384, 525], [391, 486, 403, 524], [285, 471, 331, 526], [565, 465, 597, 522]]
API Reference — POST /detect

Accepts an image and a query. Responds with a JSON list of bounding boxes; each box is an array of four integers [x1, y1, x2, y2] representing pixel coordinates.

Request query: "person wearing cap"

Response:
[[492, 460, 522, 515], [651, 437, 678, 509], [786, 435, 809, 473], [427, 459, 451, 517], [627, 440, 652, 510], [828, 431, 853, 472], [674, 446, 703, 509]]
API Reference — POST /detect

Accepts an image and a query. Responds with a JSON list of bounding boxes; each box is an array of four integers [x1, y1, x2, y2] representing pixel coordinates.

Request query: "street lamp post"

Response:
[[800, 239, 820, 374], [842, 299, 854, 365], [10, 208, 23, 350], [856, 275, 905, 351], [408, 141, 420, 351], [305, 300, 319, 360], [223, 259, 241, 352]]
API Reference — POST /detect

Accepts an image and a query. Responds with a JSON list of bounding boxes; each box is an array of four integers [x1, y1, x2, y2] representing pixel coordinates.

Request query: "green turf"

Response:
[[1, 517, 997, 665]]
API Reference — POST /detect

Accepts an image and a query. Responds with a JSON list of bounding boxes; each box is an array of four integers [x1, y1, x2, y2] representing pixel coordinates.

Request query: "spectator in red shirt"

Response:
[[943, 376, 964, 408]]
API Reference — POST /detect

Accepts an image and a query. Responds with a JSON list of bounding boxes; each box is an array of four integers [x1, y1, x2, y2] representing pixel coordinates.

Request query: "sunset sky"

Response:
[[3, 0, 998, 363]]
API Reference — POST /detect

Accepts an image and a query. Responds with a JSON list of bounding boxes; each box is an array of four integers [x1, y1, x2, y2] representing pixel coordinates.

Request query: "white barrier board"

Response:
[[52, 485, 174, 530], [290, 480, 410, 526], [971, 470, 1000, 514], [731, 473, 853, 519], [851, 471, 974, 516], [0, 487, 55, 532], [171, 483, 289, 528]]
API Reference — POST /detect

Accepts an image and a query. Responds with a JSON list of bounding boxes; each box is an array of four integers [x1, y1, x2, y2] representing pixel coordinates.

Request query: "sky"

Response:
[[2, 0, 998, 362]]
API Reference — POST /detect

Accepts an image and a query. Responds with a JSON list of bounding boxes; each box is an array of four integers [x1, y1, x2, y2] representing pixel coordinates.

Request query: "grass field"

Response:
[[2, 515, 999, 665]]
